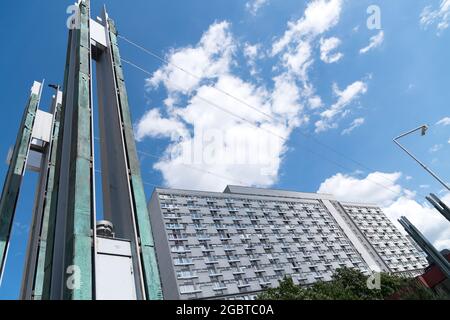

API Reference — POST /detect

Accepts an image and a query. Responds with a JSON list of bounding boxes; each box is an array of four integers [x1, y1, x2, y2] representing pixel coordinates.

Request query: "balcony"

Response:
[[174, 259, 194, 266], [168, 234, 188, 241], [273, 264, 284, 271], [232, 268, 246, 275], [213, 283, 227, 291], [197, 234, 210, 241], [171, 247, 191, 254], [180, 286, 202, 295], [205, 257, 219, 264], [259, 278, 271, 286], [166, 224, 184, 230], [163, 214, 180, 219], [253, 266, 265, 273], [177, 272, 198, 280], [208, 270, 223, 277], [226, 255, 240, 263], [237, 280, 251, 288]]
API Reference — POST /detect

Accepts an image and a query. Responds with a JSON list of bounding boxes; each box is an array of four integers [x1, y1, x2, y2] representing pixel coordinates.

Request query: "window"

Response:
[[213, 282, 227, 290], [174, 257, 193, 265], [171, 245, 189, 253], [180, 285, 198, 294], [177, 270, 197, 279]]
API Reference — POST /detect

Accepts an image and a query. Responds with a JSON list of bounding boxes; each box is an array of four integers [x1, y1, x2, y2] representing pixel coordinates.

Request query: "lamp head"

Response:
[[421, 125, 428, 136]]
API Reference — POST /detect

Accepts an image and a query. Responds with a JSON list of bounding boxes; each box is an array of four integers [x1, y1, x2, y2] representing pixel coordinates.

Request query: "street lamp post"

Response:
[[393, 124, 450, 192]]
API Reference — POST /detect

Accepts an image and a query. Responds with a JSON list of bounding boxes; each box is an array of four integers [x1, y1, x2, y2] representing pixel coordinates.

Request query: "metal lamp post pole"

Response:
[[393, 124, 450, 192]]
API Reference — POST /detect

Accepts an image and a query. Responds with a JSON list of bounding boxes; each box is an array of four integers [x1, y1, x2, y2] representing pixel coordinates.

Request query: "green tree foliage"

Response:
[[257, 267, 447, 300]]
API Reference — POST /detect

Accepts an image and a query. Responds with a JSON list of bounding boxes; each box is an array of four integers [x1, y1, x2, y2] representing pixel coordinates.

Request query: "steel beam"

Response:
[[0, 81, 41, 282], [104, 15, 162, 300]]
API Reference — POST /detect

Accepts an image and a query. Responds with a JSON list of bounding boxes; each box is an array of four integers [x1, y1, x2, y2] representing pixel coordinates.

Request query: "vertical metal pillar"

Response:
[[57, 0, 95, 300], [109, 16, 162, 300], [399, 216, 450, 279], [92, 8, 162, 299], [0, 82, 41, 282], [21, 90, 63, 300]]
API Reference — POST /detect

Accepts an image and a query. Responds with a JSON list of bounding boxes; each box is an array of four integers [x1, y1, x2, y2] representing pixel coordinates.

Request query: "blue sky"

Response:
[[1, 0, 450, 299]]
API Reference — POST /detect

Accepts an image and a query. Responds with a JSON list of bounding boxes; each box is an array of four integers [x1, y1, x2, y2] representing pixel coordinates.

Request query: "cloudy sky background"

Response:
[[1, 0, 450, 298]]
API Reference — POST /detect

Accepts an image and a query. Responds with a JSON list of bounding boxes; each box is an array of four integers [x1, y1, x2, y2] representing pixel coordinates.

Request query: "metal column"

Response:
[[399, 216, 450, 279], [92, 8, 162, 300], [20, 89, 63, 300], [54, 0, 95, 300], [0, 82, 41, 282]]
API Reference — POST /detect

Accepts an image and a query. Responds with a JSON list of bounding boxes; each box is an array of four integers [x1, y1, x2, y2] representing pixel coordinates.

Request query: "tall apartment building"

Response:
[[148, 185, 428, 300]]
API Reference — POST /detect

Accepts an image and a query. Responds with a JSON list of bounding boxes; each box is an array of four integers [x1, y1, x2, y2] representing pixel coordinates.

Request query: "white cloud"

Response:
[[308, 96, 323, 109], [138, 21, 309, 191], [320, 37, 343, 63], [244, 43, 259, 60], [147, 21, 235, 94], [243, 43, 263, 75], [270, 0, 364, 134], [318, 172, 403, 207], [448, 138, 450, 144], [429, 144, 443, 153], [246, 0, 269, 15], [318, 171, 450, 250], [419, 184, 430, 189], [359, 30, 384, 54], [272, 0, 343, 55], [135, 109, 187, 141], [420, 0, 450, 32], [281, 41, 313, 80], [315, 80, 368, 133], [341, 117, 365, 135], [436, 117, 450, 126]]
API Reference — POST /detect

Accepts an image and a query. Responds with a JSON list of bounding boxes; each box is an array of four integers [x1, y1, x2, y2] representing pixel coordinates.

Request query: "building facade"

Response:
[[148, 185, 428, 300]]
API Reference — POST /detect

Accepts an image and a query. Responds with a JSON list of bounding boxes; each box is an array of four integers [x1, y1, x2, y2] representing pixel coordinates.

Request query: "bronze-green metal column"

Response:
[[63, 0, 94, 300], [35, 29, 75, 300], [0, 83, 40, 280], [31, 90, 63, 300], [107, 18, 162, 300]]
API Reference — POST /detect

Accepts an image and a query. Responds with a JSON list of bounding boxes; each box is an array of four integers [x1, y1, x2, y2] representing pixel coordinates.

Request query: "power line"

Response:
[[118, 34, 405, 189], [119, 57, 423, 200], [118, 34, 278, 123], [121, 57, 285, 141]]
